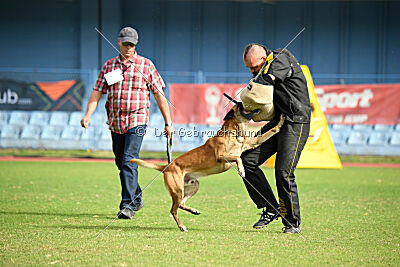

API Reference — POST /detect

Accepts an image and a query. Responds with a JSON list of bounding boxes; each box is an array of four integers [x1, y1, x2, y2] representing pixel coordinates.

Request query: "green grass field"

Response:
[[0, 161, 399, 265]]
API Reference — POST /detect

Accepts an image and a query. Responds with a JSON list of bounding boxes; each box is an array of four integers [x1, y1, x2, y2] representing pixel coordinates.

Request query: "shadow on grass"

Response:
[[35, 224, 180, 232], [0, 210, 112, 219]]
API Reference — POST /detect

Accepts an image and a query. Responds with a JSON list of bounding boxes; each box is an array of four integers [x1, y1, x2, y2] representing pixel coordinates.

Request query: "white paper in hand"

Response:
[[104, 69, 123, 85]]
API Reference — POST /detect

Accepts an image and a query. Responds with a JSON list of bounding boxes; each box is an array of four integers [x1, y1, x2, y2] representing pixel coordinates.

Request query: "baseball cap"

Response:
[[119, 27, 139, 45]]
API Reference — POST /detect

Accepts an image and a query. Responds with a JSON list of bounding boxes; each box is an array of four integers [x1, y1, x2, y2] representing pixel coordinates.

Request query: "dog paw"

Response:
[[179, 225, 188, 232], [238, 166, 246, 178], [190, 209, 201, 215]]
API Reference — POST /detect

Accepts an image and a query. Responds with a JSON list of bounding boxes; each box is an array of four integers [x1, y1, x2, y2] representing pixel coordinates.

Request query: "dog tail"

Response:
[[130, 159, 166, 172]]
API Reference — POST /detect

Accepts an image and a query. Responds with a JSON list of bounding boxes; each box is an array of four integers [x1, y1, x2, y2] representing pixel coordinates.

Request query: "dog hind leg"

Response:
[[164, 172, 188, 232], [180, 176, 200, 215]]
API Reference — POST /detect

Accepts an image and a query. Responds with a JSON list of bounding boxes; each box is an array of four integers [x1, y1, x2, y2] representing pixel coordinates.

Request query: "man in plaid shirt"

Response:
[[81, 27, 174, 219]]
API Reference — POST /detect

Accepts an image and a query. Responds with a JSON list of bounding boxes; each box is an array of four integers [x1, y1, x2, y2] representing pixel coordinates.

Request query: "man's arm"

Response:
[[80, 90, 103, 128], [153, 92, 174, 138]]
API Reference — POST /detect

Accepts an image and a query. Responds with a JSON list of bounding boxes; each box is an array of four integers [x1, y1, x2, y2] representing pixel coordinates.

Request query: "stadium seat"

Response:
[[368, 132, 389, 145], [352, 124, 372, 131], [0, 125, 20, 148], [389, 132, 400, 145], [19, 125, 41, 149], [347, 131, 369, 145], [0, 111, 9, 124], [91, 111, 107, 126], [69, 111, 85, 126], [40, 126, 61, 140], [373, 124, 393, 132], [329, 130, 348, 146], [0, 124, 20, 138], [20, 125, 41, 139], [394, 124, 400, 131], [331, 124, 352, 132], [9, 111, 30, 127], [49, 111, 69, 127], [29, 111, 50, 127], [61, 125, 81, 140], [97, 130, 112, 150]]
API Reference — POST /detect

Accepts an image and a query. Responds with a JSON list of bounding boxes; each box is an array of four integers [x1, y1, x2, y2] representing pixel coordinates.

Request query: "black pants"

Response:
[[241, 121, 310, 227]]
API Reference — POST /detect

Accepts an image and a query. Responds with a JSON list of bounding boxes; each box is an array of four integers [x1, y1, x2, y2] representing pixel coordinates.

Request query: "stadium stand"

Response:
[[9, 111, 30, 128], [20, 125, 41, 149], [373, 124, 393, 132], [368, 131, 389, 146], [29, 111, 50, 127], [1, 110, 399, 155], [49, 111, 69, 127], [40, 126, 62, 149], [0, 111, 8, 125], [390, 132, 400, 146], [69, 111, 84, 126], [0, 124, 20, 148]]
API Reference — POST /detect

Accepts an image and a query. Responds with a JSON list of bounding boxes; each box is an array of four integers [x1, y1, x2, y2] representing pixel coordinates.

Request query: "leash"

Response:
[[166, 136, 173, 164]]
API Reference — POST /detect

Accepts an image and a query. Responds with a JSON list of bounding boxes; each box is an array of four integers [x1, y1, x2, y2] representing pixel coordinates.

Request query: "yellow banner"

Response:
[[266, 65, 342, 169]]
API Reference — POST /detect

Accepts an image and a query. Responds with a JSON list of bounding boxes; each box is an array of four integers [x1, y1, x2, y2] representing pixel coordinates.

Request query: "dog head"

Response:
[[223, 93, 260, 122]]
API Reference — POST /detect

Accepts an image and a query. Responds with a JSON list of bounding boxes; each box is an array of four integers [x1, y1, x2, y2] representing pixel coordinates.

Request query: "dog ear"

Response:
[[223, 108, 235, 121]]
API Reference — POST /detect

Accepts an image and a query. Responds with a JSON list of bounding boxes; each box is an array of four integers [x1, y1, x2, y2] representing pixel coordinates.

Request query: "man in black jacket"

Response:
[[241, 43, 312, 233]]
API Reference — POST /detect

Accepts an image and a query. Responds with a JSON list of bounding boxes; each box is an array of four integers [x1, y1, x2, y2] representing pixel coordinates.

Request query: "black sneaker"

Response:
[[253, 208, 280, 229], [133, 201, 144, 212], [117, 208, 135, 219], [283, 225, 301, 234]]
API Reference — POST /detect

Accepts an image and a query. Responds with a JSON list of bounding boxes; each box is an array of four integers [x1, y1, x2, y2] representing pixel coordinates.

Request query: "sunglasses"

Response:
[[122, 42, 136, 47]]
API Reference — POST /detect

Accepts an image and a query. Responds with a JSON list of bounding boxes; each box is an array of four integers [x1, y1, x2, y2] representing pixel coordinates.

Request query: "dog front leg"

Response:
[[244, 114, 285, 150], [218, 154, 245, 178]]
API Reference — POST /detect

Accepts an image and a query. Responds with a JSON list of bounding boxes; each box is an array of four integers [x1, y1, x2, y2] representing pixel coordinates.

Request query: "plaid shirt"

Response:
[[94, 52, 165, 134]]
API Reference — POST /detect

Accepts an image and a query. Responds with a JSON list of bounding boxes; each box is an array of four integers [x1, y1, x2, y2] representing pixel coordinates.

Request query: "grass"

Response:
[[0, 161, 399, 265]]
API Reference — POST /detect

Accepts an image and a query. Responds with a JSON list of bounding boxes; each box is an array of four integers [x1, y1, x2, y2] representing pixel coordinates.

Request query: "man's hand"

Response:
[[80, 115, 90, 128], [164, 125, 174, 139]]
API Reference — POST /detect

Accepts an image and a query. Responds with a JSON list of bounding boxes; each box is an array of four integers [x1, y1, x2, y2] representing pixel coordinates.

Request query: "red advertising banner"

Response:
[[169, 84, 245, 125], [315, 84, 400, 125], [170, 83, 400, 125]]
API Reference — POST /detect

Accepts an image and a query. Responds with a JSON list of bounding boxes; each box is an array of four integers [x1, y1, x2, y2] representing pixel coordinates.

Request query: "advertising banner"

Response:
[[169, 84, 244, 125], [0, 79, 84, 111], [315, 84, 400, 125]]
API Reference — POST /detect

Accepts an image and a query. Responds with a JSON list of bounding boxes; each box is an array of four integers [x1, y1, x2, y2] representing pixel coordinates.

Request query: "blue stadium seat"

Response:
[[331, 124, 352, 134], [329, 130, 348, 146], [69, 111, 84, 126], [19, 125, 41, 149], [29, 111, 50, 127], [91, 111, 107, 126], [0, 124, 20, 138], [20, 125, 41, 139], [40, 126, 61, 140], [395, 124, 400, 132], [347, 131, 369, 145], [49, 111, 69, 127], [352, 124, 372, 131], [61, 125, 81, 140], [368, 132, 389, 145], [0, 111, 9, 124], [97, 130, 112, 150], [9, 111, 30, 127], [373, 124, 393, 132], [0, 125, 20, 148], [389, 132, 400, 145]]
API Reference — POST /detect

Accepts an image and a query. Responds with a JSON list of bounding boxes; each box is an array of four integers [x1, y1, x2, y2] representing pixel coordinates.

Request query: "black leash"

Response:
[[166, 136, 172, 164]]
